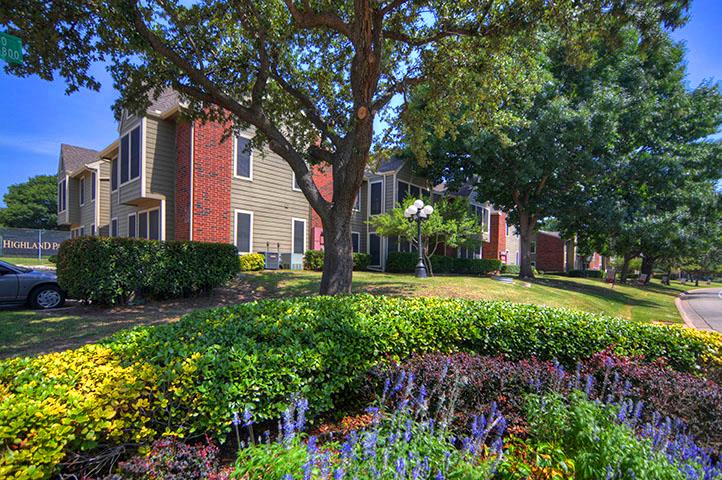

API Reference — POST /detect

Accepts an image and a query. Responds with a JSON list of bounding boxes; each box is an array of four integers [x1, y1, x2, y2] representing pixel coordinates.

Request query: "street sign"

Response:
[[0, 32, 23, 65]]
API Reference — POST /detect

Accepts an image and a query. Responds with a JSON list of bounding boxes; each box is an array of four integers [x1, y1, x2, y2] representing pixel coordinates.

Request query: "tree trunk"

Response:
[[640, 255, 655, 285], [518, 210, 536, 279], [319, 213, 354, 295], [619, 253, 634, 284]]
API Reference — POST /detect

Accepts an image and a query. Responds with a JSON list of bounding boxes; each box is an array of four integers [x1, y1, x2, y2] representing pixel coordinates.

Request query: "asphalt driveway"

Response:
[[678, 288, 722, 333]]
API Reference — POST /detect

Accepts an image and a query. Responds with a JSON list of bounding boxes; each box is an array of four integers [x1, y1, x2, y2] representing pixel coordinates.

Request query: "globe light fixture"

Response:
[[405, 198, 435, 278]]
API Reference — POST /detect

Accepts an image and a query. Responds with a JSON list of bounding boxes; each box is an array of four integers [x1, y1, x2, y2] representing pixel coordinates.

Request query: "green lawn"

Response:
[[1, 270, 716, 359], [0, 256, 54, 267]]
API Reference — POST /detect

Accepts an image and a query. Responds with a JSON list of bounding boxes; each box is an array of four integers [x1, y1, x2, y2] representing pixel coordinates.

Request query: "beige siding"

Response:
[[144, 117, 176, 240], [98, 162, 111, 232], [66, 177, 81, 226], [230, 145, 309, 253], [350, 180, 368, 253]]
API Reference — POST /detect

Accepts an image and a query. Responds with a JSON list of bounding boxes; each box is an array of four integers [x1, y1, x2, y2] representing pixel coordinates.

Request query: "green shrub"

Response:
[[387, 252, 501, 275], [47, 255, 58, 264], [430, 254, 455, 274], [453, 257, 502, 275], [501, 263, 520, 274], [385, 251, 418, 273], [2, 295, 722, 478], [303, 250, 371, 271], [239, 253, 265, 271], [57, 237, 239, 305]]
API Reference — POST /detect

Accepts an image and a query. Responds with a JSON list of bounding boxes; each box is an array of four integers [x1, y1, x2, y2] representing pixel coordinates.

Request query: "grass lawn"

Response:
[[1, 270, 717, 359], [0, 256, 55, 267]]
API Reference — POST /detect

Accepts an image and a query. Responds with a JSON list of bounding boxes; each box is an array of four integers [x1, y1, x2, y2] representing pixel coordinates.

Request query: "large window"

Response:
[[292, 218, 306, 255], [352, 232, 360, 253], [235, 210, 253, 253], [397, 181, 409, 203], [148, 209, 160, 240], [120, 126, 142, 185], [111, 218, 118, 237], [91, 172, 96, 201], [234, 136, 252, 179], [57, 179, 66, 212], [473, 205, 490, 233], [369, 234, 381, 266], [128, 213, 137, 238], [369, 181, 382, 215], [111, 159, 118, 190], [138, 212, 148, 239], [79, 177, 85, 206], [530, 240, 536, 254]]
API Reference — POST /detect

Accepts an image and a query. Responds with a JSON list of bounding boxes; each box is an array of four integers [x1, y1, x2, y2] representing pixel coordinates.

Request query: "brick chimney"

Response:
[[483, 212, 507, 262]]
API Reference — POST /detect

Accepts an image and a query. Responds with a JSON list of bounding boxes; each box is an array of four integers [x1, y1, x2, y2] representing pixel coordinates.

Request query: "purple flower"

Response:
[[585, 374, 594, 396], [231, 411, 241, 426], [242, 407, 253, 427], [333, 468, 345, 479], [395, 456, 406, 476]]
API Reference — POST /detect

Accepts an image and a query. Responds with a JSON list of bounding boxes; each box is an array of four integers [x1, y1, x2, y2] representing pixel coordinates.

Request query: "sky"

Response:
[[1, 0, 721, 207]]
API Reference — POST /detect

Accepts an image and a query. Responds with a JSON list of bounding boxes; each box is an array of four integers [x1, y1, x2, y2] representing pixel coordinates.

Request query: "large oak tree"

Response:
[[1, 0, 689, 293]]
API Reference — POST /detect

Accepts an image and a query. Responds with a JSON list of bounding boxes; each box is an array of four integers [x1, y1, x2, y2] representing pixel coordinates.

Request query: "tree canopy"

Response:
[[1, 0, 691, 292], [0, 175, 59, 230]]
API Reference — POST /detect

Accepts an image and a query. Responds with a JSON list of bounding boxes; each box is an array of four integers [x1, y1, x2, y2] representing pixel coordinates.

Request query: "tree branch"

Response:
[[283, 0, 352, 37], [372, 75, 424, 111]]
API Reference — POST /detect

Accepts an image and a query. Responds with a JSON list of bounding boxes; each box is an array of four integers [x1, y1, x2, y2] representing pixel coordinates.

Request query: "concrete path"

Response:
[[676, 288, 722, 333]]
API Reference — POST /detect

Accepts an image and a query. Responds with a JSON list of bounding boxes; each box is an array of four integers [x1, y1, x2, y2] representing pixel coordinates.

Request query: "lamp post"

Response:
[[404, 199, 434, 278]]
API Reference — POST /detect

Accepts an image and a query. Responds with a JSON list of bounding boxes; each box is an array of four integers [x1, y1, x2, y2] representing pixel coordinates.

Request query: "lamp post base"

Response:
[[415, 258, 428, 278]]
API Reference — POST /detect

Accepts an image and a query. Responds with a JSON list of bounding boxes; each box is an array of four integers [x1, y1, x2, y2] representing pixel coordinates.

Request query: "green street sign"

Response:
[[0, 32, 23, 65]]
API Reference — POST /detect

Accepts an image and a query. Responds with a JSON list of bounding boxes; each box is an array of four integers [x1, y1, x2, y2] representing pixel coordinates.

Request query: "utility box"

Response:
[[281, 253, 304, 270], [263, 251, 280, 270]]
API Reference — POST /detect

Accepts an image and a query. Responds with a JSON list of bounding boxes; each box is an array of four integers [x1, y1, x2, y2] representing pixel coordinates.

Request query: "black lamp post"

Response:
[[404, 199, 434, 278]]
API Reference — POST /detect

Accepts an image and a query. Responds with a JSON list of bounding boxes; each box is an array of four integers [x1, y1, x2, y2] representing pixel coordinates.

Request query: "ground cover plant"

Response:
[[2, 295, 722, 478]]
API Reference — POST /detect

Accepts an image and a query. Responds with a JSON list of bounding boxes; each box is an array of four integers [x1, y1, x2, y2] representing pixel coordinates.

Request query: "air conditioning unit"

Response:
[[281, 253, 304, 270], [263, 251, 280, 270]]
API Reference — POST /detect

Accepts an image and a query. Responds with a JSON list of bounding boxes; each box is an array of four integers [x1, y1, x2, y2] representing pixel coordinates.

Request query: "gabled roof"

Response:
[[146, 89, 181, 116], [375, 157, 405, 173], [60, 144, 99, 174]]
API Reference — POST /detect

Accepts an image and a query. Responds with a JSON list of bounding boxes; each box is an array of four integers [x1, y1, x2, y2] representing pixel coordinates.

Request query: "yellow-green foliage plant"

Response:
[[0, 345, 158, 479]]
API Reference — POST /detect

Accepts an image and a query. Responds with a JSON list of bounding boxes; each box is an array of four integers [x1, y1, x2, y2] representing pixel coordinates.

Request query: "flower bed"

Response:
[[2, 295, 722, 478]]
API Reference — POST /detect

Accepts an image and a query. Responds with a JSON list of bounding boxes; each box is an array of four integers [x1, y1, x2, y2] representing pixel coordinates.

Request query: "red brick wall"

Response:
[[190, 120, 233, 243], [174, 121, 192, 241], [535, 232, 565, 271], [483, 212, 507, 262], [589, 252, 602, 270], [310, 163, 333, 250]]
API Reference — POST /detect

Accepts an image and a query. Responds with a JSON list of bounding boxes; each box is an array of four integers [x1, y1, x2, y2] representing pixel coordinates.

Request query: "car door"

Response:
[[0, 265, 20, 302]]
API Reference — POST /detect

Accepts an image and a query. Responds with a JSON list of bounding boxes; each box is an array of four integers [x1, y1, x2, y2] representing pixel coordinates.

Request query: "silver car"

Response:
[[0, 260, 65, 309]]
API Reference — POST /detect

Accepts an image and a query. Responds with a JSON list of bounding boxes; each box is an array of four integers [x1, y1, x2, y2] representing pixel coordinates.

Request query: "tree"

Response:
[[1, 0, 688, 293], [368, 195, 481, 275], [0, 175, 58, 229]]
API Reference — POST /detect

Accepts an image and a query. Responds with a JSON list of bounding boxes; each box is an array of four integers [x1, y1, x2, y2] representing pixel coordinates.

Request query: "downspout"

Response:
[[189, 122, 194, 241]]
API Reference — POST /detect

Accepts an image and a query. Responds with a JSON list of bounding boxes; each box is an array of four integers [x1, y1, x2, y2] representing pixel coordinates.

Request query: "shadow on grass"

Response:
[[529, 276, 659, 308]]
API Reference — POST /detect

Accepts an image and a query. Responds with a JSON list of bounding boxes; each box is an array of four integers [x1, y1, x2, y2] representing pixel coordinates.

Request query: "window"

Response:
[[79, 177, 85, 206], [369, 234, 381, 266], [57, 179, 66, 212], [90, 224, 96, 236], [292, 173, 302, 191], [234, 136, 252, 179], [397, 181, 409, 203], [148, 209, 160, 240], [409, 185, 420, 200], [91, 172, 96, 201], [292, 218, 306, 255], [505, 219, 509, 236], [421, 189, 430, 199], [369, 181, 382, 215], [353, 193, 361, 211], [111, 159, 118, 190], [79, 226, 85, 237], [387, 235, 398, 254], [111, 218, 118, 237], [128, 213, 137, 238], [530, 240, 537, 254], [119, 126, 142, 185], [351, 232, 360, 253], [138, 212, 148, 239], [473, 205, 490, 233], [234, 210, 253, 253]]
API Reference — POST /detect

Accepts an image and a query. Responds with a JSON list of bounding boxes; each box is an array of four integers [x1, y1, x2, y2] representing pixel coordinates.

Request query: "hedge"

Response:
[[2, 295, 722, 478], [239, 253, 265, 271], [303, 249, 371, 271], [386, 251, 502, 275], [57, 237, 239, 305], [568, 269, 604, 278], [501, 264, 520, 274]]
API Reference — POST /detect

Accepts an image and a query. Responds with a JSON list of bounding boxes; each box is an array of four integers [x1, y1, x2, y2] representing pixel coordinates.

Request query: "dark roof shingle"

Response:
[[146, 89, 181, 115], [60, 144, 99, 173]]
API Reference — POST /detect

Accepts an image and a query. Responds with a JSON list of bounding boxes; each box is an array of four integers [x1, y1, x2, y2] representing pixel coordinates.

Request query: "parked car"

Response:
[[0, 260, 65, 309]]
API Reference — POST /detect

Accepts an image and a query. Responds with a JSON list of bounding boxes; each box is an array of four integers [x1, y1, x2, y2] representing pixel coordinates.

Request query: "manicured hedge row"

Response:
[[386, 251, 502, 275], [568, 269, 604, 278], [239, 253, 265, 271], [501, 264, 520, 274], [303, 249, 371, 271], [2, 295, 722, 478], [57, 237, 239, 305]]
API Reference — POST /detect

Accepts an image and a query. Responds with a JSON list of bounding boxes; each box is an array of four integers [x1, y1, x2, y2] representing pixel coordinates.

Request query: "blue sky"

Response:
[[1, 0, 721, 206]]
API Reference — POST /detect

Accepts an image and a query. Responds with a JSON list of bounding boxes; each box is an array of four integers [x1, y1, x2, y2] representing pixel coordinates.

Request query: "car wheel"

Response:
[[30, 285, 65, 309]]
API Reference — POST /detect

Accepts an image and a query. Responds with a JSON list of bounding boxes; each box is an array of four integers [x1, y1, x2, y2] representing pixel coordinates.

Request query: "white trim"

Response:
[[351, 231, 361, 253], [111, 217, 118, 237], [189, 122, 194, 241], [291, 217, 308, 255], [79, 176, 86, 206], [160, 200, 166, 241], [233, 135, 254, 181], [352, 192, 361, 212], [57, 177, 67, 213], [136, 206, 162, 240], [141, 117, 147, 197], [233, 209, 254, 254], [291, 172, 302, 192], [530, 240, 537, 254], [79, 226, 85, 237], [368, 179, 383, 216], [127, 212, 137, 238]]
